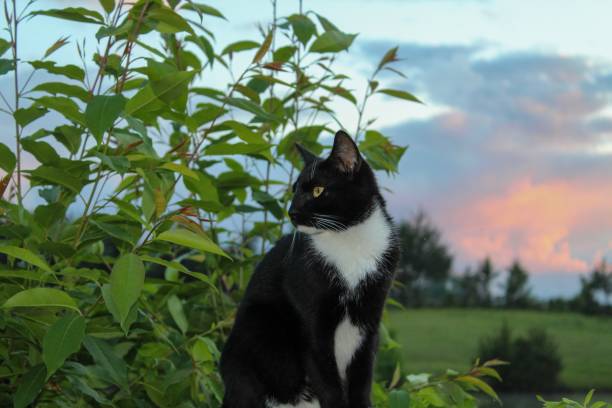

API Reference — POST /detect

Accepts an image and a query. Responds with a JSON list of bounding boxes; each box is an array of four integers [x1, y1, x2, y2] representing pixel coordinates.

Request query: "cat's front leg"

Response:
[[345, 333, 377, 408], [304, 351, 347, 408], [303, 324, 348, 408]]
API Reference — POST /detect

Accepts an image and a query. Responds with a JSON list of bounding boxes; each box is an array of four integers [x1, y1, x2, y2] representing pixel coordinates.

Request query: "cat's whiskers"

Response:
[[314, 215, 347, 230], [312, 216, 345, 233]]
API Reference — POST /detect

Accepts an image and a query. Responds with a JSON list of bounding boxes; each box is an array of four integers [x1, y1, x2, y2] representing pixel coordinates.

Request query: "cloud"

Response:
[[443, 178, 612, 274], [362, 42, 612, 276]]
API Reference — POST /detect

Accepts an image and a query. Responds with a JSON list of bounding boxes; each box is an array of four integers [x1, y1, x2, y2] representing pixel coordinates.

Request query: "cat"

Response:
[[220, 130, 399, 408]]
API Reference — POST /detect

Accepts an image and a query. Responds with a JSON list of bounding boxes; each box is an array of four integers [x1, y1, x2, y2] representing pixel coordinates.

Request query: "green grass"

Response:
[[387, 308, 612, 390]]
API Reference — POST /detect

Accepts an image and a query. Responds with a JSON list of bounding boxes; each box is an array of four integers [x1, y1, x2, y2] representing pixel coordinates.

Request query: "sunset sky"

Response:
[[3, 0, 611, 297]]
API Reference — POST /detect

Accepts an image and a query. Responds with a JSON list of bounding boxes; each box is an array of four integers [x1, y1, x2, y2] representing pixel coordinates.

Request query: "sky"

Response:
[[3, 0, 612, 297]]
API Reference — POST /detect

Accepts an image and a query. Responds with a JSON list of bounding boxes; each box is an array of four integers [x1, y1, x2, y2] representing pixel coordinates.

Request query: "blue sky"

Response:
[[3, 0, 612, 297]]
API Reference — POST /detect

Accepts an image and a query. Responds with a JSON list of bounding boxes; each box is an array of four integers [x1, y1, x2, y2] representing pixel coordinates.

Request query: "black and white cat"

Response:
[[220, 130, 399, 408]]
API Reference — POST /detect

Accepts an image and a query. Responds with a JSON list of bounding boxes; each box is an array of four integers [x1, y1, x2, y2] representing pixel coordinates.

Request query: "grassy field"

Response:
[[387, 308, 612, 390]]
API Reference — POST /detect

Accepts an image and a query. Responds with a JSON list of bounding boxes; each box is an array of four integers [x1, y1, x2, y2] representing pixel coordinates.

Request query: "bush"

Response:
[[0, 0, 425, 406], [476, 322, 563, 391]]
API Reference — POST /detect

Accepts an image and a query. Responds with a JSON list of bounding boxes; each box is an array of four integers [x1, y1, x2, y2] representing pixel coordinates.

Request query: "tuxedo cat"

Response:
[[220, 130, 399, 408]]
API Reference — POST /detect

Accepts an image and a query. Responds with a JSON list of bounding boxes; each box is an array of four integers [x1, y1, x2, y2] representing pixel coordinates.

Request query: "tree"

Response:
[[572, 259, 612, 314], [503, 260, 532, 308], [394, 211, 453, 306], [450, 258, 497, 307]]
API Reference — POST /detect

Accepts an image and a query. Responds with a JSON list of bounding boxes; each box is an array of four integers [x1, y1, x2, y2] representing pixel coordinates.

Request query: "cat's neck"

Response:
[[306, 204, 393, 290]]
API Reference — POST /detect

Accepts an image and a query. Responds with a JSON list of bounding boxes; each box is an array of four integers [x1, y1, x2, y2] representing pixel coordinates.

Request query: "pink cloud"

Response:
[[439, 178, 612, 274]]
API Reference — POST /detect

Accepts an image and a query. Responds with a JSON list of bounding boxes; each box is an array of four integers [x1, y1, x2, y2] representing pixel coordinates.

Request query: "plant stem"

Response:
[[260, 0, 278, 254], [10, 0, 21, 206], [354, 65, 383, 143]]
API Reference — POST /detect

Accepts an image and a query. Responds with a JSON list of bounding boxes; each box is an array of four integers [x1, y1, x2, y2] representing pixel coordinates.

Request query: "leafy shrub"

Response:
[[476, 322, 563, 391], [538, 390, 612, 408], [0, 0, 429, 406], [373, 359, 506, 408]]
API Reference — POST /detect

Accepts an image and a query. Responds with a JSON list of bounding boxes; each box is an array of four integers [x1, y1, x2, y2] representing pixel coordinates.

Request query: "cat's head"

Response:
[[288, 130, 381, 234]]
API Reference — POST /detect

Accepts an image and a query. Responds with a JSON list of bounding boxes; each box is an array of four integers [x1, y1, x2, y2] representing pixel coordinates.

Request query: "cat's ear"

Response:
[[295, 143, 318, 165], [329, 130, 361, 173]]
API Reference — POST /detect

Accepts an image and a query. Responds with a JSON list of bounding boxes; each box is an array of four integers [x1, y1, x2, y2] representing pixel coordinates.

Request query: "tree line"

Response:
[[393, 211, 612, 315]]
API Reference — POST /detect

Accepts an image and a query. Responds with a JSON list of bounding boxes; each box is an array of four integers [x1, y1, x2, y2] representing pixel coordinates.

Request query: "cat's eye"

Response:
[[312, 186, 324, 198]]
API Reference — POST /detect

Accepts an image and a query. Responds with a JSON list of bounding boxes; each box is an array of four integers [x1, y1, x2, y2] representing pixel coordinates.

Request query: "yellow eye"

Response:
[[313, 186, 324, 198]]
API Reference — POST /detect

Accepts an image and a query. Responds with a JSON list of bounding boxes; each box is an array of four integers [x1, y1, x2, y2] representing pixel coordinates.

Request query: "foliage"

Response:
[[503, 260, 533, 308], [538, 390, 612, 408], [0, 0, 452, 406], [476, 322, 563, 392], [393, 212, 453, 307], [571, 260, 612, 315], [373, 358, 506, 408]]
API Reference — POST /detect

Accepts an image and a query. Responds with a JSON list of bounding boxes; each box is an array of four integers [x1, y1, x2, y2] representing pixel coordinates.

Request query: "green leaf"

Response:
[[221, 41, 260, 56], [0, 58, 15, 75], [309, 30, 357, 53], [140, 255, 216, 287], [85, 94, 126, 143], [378, 88, 423, 104], [155, 229, 231, 259], [584, 389, 595, 406], [205, 142, 269, 156], [2, 288, 79, 312], [315, 13, 340, 32], [21, 139, 60, 165], [83, 336, 128, 388], [90, 219, 137, 245], [184, 172, 220, 204], [181, 3, 226, 20], [273, 46, 297, 63], [101, 284, 137, 334], [14, 106, 48, 127], [42, 313, 86, 378], [13, 364, 47, 408], [222, 120, 267, 144], [0, 245, 52, 272], [0, 142, 16, 173], [36, 96, 85, 125], [252, 190, 284, 220], [43, 36, 70, 59], [224, 97, 280, 122], [126, 71, 195, 115], [32, 7, 104, 24], [456, 375, 500, 402], [253, 31, 273, 63], [110, 253, 145, 329], [99, 0, 115, 13], [167, 295, 188, 334], [377, 46, 399, 71], [389, 389, 411, 408], [160, 162, 199, 180], [185, 104, 227, 131], [32, 81, 89, 102], [29, 60, 85, 81], [287, 14, 316, 45], [29, 165, 85, 193], [0, 38, 10, 56], [148, 6, 194, 34], [96, 153, 130, 174]]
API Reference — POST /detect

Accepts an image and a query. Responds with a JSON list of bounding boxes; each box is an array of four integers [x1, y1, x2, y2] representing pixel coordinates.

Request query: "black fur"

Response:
[[220, 131, 399, 408]]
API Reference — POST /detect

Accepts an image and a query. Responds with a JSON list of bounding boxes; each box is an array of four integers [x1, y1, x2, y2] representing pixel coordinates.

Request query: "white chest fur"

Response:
[[334, 315, 363, 380], [308, 205, 392, 290]]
